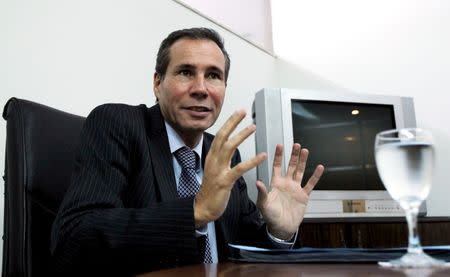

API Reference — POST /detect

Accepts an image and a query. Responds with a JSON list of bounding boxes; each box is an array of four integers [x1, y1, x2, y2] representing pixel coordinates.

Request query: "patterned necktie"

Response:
[[174, 146, 213, 264]]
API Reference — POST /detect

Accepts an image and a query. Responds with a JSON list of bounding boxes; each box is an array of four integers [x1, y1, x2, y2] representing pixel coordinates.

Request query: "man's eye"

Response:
[[178, 70, 192, 76], [207, 72, 221, 80]]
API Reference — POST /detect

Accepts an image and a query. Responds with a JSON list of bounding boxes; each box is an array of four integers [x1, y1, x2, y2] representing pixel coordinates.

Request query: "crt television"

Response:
[[252, 88, 425, 217]]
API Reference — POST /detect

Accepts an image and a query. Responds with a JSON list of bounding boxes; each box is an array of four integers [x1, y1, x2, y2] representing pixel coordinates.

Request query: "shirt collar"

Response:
[[165, 121, 203, 160]]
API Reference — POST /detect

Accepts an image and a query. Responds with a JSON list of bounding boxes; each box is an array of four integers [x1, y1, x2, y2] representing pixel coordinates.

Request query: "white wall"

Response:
[[0, 0, 339, 268], [179, 0, 274, 52], [4, 0, 448, 271], [272, 0, 450, 216]]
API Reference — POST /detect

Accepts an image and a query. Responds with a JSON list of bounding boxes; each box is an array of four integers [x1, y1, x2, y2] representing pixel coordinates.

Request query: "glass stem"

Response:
[[405, 206, 423, 254]]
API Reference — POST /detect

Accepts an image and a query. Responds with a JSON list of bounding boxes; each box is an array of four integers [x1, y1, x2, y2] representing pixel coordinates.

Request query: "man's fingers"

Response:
[[230, 153, 267, 180], [225, 124, 256, 160], [303, 164, 325, 195], [286, 144, 301, 177], [212, 110, 246, 150], [294, 148, 309, 182], [271, 144, 283, 179], [256, 180, 268, 209]]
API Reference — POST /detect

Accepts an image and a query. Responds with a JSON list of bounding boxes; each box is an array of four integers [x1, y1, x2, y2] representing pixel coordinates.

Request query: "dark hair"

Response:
[[155, 27, 231, 83]]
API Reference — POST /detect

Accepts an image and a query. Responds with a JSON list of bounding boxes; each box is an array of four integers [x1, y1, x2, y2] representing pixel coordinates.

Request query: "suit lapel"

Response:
[[145, 104, 178, 202], [201, 133, 212, 168]]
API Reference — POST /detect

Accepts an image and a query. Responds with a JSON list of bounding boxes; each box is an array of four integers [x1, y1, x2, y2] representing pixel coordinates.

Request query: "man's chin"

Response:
[[188, 124, 211, 133], [180, 121, 213, 133]]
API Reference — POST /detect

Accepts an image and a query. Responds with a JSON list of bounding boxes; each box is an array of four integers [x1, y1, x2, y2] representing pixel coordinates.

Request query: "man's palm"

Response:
[[256, 144, 324, 239]]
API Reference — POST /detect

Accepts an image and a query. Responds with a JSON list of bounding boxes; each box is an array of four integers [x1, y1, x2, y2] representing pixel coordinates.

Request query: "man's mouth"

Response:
[[185, 106, 212, 112]]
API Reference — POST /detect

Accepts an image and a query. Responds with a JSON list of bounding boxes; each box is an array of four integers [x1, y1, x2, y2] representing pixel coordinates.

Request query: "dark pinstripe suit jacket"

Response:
[[50, 103, 268, 275]]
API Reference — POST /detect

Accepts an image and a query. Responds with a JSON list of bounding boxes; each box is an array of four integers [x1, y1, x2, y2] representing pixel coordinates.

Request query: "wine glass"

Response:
[[374, 128, 446, 268]]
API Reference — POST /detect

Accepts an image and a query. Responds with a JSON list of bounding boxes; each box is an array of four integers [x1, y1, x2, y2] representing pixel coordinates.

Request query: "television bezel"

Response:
[[253, 88, 421, 217]]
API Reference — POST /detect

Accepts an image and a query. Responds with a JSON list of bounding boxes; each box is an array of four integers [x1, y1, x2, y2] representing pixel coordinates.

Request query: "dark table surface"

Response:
[[137, 262, 450, 277]]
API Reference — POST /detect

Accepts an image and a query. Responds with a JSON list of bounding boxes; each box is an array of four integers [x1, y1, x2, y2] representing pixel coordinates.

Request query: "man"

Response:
[[51, 27, 324, 275]]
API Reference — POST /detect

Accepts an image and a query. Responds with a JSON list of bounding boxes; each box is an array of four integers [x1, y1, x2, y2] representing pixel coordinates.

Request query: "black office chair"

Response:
[[2, 98, 85, 276]]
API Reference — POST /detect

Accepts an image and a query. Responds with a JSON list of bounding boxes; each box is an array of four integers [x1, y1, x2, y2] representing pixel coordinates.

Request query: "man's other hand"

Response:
[[256, 144, 324, 240]]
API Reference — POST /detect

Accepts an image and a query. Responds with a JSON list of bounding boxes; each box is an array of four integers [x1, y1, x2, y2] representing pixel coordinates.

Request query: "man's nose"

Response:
[[190, 76, 208, 98]]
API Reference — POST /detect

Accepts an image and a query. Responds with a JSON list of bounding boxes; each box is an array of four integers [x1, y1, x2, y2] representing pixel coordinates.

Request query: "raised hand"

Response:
[[194, 110, 267, 228], [256, 143, 324, 240]]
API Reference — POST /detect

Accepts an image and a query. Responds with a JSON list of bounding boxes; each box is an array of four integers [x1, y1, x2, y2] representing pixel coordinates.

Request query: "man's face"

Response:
[[154, 38, 226, 141]]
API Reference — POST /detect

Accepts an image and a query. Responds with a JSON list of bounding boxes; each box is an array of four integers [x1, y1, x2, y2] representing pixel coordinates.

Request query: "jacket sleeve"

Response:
[[50, 104, 200, 275]]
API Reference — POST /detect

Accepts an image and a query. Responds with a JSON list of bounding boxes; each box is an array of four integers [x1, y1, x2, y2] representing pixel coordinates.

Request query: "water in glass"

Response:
[[374, 128, 448, 268], [375, 142, 433, 209]]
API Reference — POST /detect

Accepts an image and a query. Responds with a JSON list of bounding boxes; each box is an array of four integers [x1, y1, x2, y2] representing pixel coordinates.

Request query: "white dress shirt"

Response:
[[165, 122, 219, 263]]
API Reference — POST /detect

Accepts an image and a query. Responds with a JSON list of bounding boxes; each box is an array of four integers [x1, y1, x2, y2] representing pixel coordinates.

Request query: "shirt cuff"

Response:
[[193, 198, 208, 238], [266, 225, 297, 248], [195, 224, 208, 238]]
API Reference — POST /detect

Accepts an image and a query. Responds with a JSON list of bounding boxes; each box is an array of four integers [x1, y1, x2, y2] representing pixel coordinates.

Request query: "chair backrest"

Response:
[[2, 98, 85, 276]]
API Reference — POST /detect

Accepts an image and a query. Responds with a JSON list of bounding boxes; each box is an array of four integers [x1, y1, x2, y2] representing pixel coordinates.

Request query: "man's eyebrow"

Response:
[[173, 64, 195, 71], [207, 66, 224, 76], [173, 64, 224, 76]]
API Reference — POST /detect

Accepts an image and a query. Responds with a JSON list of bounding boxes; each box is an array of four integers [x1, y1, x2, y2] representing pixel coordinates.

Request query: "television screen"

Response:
[[291, 100, 396, 190]]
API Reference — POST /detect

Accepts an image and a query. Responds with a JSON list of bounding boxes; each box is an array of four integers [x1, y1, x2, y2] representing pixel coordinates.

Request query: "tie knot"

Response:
[[175, 146, 198, 170]]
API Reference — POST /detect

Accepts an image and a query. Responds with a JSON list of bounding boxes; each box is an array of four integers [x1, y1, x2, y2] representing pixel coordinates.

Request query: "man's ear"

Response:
[[153, 72, 161, 99]]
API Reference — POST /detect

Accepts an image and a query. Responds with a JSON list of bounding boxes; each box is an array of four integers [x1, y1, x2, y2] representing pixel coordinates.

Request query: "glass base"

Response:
[[379, 251, 449, 268]]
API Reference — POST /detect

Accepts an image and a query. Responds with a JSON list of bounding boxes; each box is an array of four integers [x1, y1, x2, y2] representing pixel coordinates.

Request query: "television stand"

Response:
[[297, 216, 450, 248]]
